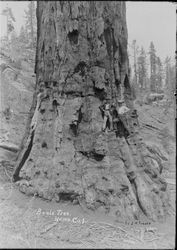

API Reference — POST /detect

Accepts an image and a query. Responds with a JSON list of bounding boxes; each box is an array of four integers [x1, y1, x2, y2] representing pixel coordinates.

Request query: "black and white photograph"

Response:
[[0, 1, 176, 249]]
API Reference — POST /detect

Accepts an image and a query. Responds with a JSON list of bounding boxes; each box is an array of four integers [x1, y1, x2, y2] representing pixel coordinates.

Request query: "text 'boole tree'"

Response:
[[13, 1, 169, 222]]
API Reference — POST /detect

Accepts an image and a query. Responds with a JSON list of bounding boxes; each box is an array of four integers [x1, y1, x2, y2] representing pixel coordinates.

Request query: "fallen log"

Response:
[[0, 143, 19, 153], [0, 62, 19, 74], [140, 122, 160, 131]]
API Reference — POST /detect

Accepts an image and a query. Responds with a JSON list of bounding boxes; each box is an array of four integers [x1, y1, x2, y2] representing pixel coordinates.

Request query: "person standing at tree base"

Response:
[[117, 99, 130, 115], [99, 100, 113, 132]]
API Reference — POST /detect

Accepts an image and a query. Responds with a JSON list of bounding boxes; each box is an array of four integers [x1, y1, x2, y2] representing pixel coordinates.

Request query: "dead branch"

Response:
[[141, 122, 161, 131], [39, 221, 58, 235]]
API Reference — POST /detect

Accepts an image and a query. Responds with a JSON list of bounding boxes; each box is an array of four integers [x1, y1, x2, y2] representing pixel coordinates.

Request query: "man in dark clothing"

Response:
[[110, 103, 119, 131], [99, 100, 113, 132]]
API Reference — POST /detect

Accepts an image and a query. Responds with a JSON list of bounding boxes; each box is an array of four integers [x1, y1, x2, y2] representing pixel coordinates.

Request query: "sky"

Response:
[[0, 1, 28, 35], [126, 2, 176, 62], [0, 1, 176, 62]]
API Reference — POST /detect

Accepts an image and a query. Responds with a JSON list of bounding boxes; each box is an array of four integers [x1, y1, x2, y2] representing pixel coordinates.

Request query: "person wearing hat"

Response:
[[99, 100, 113, 132], [117, 99, 130, 115], [110, 102, 119, 130], [38, 81, 49, 101], [116, 99, 130, 136]]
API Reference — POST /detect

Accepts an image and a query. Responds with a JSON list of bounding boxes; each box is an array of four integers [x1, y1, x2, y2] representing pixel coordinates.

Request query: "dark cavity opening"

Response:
[[70, 123, 78, 136], [124, 74, 131, 95], [40, 109, 45, 114], [94, 87, 106, 101], [59, 192, 78, 202], [74, 61, 87, 77], [52, 99, 58, 107], [41, 141, 48, 148], [68, 29, 79, 45], [91, 152, 104, 161]]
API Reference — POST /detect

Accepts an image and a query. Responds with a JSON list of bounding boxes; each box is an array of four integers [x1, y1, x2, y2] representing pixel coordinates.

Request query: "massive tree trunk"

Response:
[[13, 1, 169, 222]]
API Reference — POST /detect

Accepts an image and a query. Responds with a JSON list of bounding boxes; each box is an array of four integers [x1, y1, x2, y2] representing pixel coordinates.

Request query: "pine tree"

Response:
[[137, 46, 147, 90], [1, 6, 16, 35], [164, 57, 175, 102], [131, 40, 139, 87], [149, 42, 157, 92], [19, 25, 28, 44], [164, 56, 171, 87], [156, 56, 163, 93], [24, 1, 37, 49]]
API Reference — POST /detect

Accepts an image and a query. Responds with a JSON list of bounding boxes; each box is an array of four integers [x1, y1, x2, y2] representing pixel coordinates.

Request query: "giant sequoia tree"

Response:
[[13, 1, 169, 222]]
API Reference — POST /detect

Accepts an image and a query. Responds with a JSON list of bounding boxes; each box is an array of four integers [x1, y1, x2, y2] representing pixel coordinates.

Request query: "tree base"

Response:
[[13, 97, 170, 222]]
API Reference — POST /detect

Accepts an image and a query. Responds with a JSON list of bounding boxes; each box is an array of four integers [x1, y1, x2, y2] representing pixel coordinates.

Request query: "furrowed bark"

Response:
[[13, 1, 169, 221]]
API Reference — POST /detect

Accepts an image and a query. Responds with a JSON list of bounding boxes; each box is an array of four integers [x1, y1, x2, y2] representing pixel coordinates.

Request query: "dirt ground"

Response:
[[0, 53, 176, 249]]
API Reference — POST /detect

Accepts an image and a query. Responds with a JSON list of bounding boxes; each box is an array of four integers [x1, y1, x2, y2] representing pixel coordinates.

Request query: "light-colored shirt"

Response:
[[105, 103, 110, 110], [118, 105, 130, 115]]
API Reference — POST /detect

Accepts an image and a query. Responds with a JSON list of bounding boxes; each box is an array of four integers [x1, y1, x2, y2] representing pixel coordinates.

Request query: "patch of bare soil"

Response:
[[0, 176, 175, 249], [0, 54, 175, 249]]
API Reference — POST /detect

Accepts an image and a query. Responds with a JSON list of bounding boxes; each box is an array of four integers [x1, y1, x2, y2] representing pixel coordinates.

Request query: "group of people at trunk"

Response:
[[99, 99, 130, 133]]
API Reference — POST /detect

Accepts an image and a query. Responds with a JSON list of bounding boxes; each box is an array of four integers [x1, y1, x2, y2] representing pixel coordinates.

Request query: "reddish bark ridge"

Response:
[[13, 2, 169, 222]]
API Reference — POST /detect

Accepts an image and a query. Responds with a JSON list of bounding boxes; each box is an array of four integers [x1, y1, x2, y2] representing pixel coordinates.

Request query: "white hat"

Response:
[[117, 99, 124, 103]]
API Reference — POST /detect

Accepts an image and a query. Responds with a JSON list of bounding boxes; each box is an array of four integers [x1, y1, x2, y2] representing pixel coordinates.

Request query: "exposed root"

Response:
[[13, 93, 43, 182], [13, 130, 35, 182]]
